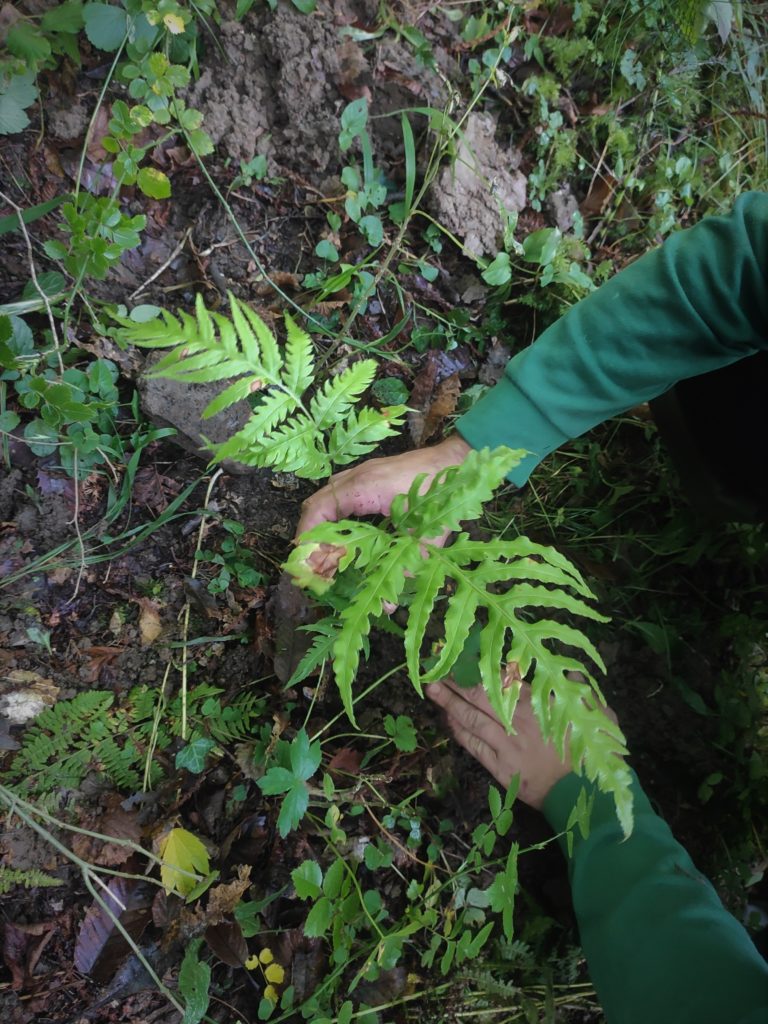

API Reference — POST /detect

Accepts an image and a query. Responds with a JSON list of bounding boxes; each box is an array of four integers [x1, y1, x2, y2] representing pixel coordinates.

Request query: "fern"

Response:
[[285, 446, 633, 833], [113, 293, 406, 479], [0, 867, 63, 895]]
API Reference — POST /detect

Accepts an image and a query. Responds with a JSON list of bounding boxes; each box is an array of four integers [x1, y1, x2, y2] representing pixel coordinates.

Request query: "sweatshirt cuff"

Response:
[[455, 371, 568, 486], [541, 770, 652, 857]]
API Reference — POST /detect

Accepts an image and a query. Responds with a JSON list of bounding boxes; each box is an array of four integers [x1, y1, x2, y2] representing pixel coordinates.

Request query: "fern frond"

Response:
[[115, 294, 403, 479], [329, 405, 407, 466], [286, 446, 633, 832], [0, 867, 63, 895]]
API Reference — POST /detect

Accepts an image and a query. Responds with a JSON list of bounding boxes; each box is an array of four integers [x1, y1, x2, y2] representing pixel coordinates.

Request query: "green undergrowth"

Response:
[[1, 1, 767, 1023]]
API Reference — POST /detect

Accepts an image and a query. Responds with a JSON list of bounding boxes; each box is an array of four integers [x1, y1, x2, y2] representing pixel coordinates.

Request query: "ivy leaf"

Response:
[[175, 738, 215, 774], [158, 827, 211, 896], [83, 3, 128, 52], [315, 239, 339, 261], [291, 0, 316, 11], [137, 166, 171, 199], [179, 939, 211, 1024], [359, 215, 383, 246]]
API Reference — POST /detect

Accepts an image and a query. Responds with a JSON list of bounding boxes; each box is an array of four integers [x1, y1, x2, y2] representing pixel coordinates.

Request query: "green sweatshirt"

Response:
[[457, 192, 768, 487], [543, 775, 768, 1024], [456, 192, 768, 1021]]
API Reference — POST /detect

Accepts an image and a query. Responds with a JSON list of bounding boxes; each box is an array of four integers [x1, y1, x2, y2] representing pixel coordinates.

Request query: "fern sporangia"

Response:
[[286, 446, 633, 833], [114, 293, 407, 478]]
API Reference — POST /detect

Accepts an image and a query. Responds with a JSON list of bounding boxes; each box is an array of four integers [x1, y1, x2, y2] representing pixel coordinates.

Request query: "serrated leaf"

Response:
[[304, 895, 333, 937], [137, 166, 171, 199], [179, 939, 211, 1024], [277, 782, 309, 837], [289, 729, 322, 780], [7, 23, 51, 63], [158, 828, 211, 896], [83, 3, 128, 51], [292, 859, 323, 900]]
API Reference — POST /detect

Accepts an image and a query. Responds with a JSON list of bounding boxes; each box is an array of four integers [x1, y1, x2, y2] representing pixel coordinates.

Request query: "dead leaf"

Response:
[[70, 799, 142, 867], [183, 577, 219, 618], [80, 645, 124, 684], [2, 920, 55, 991], [137, 598, 163, 645], [269, 573, 316, 684], [478, 340, 512, 387], [327, 747, 362, 779], [74, 876, 153, 982], [410, 373, 461, 447], [204, 865, 252, 923], [580, 174, 618, 218], [205, 920, 248, 967]]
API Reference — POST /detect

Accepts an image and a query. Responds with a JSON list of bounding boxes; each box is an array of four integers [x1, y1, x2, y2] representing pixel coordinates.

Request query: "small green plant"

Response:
[[198, 518, 263, 594], [0, 866, 64, 894], [287, 446, 632, 832], [257, 729, 322, 837], [115, 292, 406, 478]]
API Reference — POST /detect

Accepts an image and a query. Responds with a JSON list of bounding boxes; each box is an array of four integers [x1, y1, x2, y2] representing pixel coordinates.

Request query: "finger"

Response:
[[437, 678, 501, 722], [296, 479, 346, 537], [445, 714, 501, 782], [425, 682, 504, 748]]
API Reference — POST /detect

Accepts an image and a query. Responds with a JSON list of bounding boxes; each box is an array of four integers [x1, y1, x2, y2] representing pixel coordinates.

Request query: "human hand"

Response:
[[425, 676, 575, 809], [295, 434, 472, 539]]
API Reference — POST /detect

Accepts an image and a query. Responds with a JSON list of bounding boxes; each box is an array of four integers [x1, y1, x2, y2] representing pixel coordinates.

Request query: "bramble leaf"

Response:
[[158, 828, 210, 896]]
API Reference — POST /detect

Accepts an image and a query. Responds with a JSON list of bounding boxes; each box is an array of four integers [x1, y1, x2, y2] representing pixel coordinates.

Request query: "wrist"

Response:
[[434, 433, 472, 464]]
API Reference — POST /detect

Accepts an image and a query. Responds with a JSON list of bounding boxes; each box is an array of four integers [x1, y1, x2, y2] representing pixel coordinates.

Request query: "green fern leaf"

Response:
[[309, 360, 377, 428], [286, 446, 633, 832], [114, 294, 401, 479], [0, 867, 63, 895], [329, 405, 407, 465]]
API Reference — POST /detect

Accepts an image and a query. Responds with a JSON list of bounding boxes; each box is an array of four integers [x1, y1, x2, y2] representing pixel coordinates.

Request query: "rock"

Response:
[[47, 98, 90, 140], [430, 113, 526, 259], [547, 185, 579, 232], [138, 363, 256, 475]]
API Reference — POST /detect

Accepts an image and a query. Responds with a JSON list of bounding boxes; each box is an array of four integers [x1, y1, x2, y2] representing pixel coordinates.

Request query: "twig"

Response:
[[67, 450, 87, 603], [128, 226, 194, 300], [179, 466, 223, 739], [0, 188, 64, 374]]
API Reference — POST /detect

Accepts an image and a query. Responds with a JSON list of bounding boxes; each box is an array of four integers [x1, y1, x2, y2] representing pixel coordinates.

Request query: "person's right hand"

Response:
[[295, 433, 472, 539]]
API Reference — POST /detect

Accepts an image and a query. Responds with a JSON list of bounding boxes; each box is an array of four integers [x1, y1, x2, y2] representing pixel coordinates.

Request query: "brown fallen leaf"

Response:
[[137, 598, 163, 646], [205, 920, 249, 967], [327, 747, 362, 779], [410, 372, 461, 447], [71, 798, 142, 867], [74, 876, 154, 982]]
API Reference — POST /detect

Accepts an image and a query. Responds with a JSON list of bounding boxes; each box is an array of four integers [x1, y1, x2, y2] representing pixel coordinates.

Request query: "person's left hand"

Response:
[[425, 677, 572, 810]]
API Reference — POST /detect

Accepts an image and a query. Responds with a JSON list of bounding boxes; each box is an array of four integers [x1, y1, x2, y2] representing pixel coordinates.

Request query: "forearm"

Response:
[[457, 192, 768, 485], [543, 773, 768, 1024]]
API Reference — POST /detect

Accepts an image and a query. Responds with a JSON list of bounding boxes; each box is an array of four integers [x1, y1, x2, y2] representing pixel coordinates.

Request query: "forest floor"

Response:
[[1, 3, 767, 1023]]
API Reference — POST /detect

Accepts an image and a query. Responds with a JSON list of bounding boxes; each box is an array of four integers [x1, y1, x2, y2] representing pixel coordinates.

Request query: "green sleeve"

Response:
[[542, 772, 768, 1024], [456, 192, 768, 486]]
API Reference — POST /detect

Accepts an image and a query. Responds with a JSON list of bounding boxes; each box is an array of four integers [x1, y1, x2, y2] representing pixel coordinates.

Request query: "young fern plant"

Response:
[[285, 446, 633, 833], [113, 293, 406, 478]]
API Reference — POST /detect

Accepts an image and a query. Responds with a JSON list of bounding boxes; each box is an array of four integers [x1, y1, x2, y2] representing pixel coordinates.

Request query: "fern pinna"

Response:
[[114, 293, 406, 478], [286, 446, 633, 833]]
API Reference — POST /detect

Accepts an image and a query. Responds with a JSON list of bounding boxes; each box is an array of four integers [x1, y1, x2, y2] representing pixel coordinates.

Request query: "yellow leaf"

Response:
[[258, 948, 274, 965], [158, 827, 210, 895], [264, 985, 279, 1003], [265, 963, 285, 985], [163, 12, 185, 34], [245, 955, 260, 970], [138, 598, 162, 645]]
